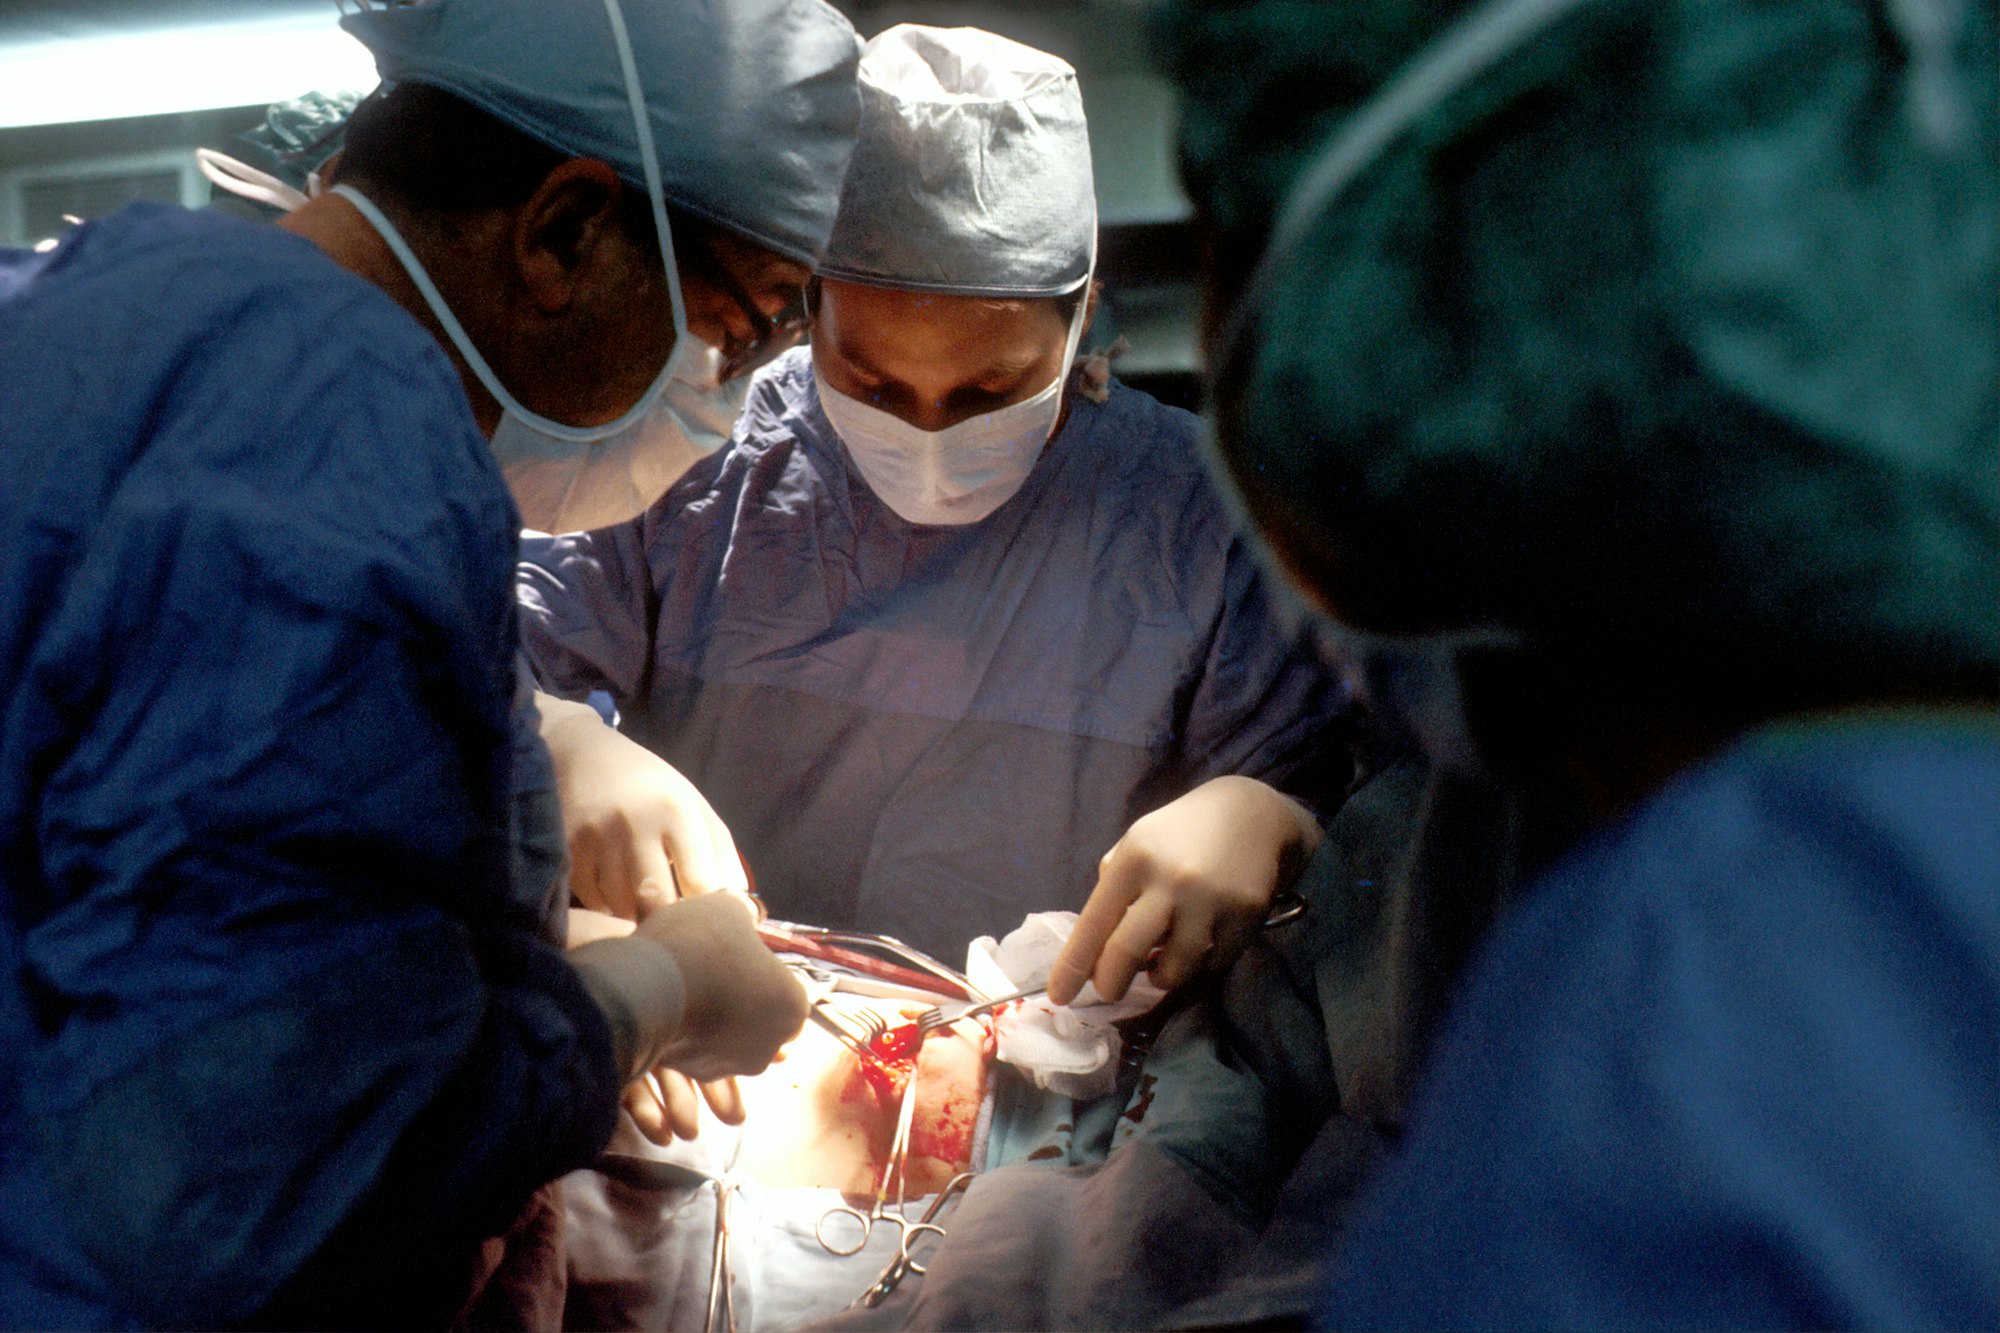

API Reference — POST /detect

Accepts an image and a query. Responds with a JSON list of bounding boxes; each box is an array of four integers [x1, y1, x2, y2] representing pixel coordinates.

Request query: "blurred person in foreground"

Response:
[[807, 1, 1996, 1328], [1151, 0, 1998, 1326]]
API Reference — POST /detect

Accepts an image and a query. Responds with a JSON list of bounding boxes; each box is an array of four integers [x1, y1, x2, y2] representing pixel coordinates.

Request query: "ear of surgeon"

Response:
[[426, 156, 683, 435], [279, 0, 864, 1130]]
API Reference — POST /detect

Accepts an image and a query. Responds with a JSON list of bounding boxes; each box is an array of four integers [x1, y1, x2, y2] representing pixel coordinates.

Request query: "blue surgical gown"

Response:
[[0, 204, 621, 1329], [519, 348, 1351, 959], [1320, 716, 2000, 1330]]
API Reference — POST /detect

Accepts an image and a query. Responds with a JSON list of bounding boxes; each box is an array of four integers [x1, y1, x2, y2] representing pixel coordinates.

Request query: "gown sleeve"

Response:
[[1177, 529, 1356, 813], [516, 520, 661, 706], [15, 282, 622, 1328]]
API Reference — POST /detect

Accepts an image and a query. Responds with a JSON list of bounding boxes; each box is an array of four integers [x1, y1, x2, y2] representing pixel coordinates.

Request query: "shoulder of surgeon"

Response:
[[1061, 367, 1213, 486], [3, 202, 498, 511], [733, 345, 821, 458]]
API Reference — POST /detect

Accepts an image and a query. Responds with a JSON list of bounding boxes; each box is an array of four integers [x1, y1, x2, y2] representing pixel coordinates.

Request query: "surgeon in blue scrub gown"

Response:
[[0, 1, 860, 1327], [518, 24, 1353, 987]]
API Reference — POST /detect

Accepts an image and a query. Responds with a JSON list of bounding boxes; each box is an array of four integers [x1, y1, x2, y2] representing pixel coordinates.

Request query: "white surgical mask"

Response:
[[329, 0, 698, 531], [496, 339, 747, 532], [812, 268, 1094, 527]]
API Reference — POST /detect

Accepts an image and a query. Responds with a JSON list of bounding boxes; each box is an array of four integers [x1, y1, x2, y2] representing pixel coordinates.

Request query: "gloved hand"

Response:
[[632, 890, 807, 1082], [1047, 776, 1321, 1004], [567, 907, 755, 1142], [537, 691, 747, 918], [569, 891, 807, 1086], [626, 1066, 748, 1144]]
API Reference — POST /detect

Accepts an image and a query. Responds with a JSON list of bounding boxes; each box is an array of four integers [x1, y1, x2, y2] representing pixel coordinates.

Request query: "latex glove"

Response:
[[566, 907, 758, 1141], [625, 1065, 748, 1144], [630, 889, 807, 1082], [566, 905, 641, 949], [1048, 776, 1321, 1004], [537, 690, 747, 919]]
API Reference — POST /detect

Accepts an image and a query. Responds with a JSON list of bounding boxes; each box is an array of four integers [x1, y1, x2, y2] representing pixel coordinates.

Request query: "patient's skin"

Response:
[[732, 997, 993, 1196]]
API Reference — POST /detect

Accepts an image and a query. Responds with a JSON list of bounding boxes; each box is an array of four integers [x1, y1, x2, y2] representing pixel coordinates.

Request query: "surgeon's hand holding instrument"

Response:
[[1049, 774, 1322, 1004], [538, 690, 749, 918], [573, 890, 808, 1084]]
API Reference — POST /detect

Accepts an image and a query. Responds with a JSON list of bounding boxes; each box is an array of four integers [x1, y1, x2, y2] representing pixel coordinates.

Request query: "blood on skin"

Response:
[[833, 1008, 992, 1183], [736, 1000, 995, 1196], [860, 1012, 925, 1101]]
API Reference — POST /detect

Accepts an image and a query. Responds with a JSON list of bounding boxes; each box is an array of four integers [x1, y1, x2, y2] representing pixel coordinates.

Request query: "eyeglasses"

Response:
[[676, 225, 811, 382]]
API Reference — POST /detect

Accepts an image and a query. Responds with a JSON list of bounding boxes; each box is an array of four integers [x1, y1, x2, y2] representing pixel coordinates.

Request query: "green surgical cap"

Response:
[[1153, 0, 1998, 700], [231, 90, 362, 194]]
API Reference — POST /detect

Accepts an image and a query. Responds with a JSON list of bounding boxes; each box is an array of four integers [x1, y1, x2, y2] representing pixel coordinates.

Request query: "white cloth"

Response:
[[967, 911, 1169, 1100], [817, 24, 1095, 295]]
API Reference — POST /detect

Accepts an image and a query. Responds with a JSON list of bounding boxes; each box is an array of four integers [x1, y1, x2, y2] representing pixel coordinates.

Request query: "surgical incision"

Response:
[[730, 998, 993, 1197]]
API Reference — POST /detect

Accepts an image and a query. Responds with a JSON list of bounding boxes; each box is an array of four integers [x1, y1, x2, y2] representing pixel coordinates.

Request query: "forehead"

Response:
[[816, 278, 1066, 374], [697, 222, 812, 292]]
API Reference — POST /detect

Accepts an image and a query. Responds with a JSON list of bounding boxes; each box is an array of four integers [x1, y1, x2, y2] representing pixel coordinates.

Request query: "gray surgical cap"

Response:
[[817, 24, 1095, 296], [340, 0, 862, 264]]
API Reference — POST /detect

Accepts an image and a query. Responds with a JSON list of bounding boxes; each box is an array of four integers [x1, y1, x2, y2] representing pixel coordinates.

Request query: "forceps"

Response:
[[816, 1056, 927, 1258], [853, 1172, 975, 1308], [703, 1179, 738, 1333]]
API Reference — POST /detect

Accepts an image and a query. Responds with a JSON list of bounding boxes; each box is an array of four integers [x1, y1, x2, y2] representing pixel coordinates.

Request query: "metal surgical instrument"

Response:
[[853, 1172, 975, 1307], [817, 1056, 928, 1259], [807, 998, 895, 1067], [761, 919, 981, 998], [703, 1179, 738, 1333], [913, 985, 1048, 1035]]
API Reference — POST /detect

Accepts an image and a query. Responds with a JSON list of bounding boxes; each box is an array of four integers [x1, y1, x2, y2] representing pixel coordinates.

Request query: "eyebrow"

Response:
[[981, 351, 1041, 377], [837, 342, 1043, 385]]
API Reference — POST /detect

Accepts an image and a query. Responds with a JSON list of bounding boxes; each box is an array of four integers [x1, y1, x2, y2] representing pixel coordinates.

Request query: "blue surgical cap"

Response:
[[340, 0, 862, 264]]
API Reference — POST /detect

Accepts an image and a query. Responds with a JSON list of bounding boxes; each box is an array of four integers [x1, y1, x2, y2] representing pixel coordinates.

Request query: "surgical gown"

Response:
[[0, 204, 621, 1330], [1321, 717, 2000, 1330], [518, 348, 1351, 959]]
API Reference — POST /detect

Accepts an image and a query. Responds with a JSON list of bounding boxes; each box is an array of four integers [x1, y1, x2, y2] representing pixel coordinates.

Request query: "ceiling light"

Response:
[[0, 14, 376, 129]]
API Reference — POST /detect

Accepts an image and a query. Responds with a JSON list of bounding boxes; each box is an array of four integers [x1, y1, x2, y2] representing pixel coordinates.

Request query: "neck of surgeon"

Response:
[[281, 157, 677, 439]]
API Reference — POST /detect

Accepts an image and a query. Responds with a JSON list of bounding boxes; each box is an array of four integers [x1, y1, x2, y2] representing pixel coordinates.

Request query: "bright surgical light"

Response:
[[0, 14, 376, 130]]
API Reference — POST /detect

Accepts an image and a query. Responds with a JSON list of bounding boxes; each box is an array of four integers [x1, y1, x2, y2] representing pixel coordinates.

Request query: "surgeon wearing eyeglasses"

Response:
[[519, 25, 1354, 1028], [0, 0, 860, 1327], [489, 203, 816, 541]]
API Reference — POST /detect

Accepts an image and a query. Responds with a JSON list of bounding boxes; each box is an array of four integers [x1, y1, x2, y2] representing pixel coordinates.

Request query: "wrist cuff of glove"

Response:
[[568, 936, 689, 1082]]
